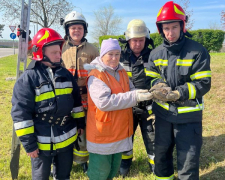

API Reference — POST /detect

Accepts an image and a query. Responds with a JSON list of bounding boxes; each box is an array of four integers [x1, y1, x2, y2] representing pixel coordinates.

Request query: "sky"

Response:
[[0, 0, 224, 43]]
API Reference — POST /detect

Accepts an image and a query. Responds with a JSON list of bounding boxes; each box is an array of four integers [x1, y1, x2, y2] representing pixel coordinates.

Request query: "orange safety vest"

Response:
[[87, 69, 133, 144]]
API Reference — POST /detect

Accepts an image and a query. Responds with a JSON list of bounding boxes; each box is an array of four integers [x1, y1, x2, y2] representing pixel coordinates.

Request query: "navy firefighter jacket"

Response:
[[11, 60, 85, 156], [145, 36, 211, 124]]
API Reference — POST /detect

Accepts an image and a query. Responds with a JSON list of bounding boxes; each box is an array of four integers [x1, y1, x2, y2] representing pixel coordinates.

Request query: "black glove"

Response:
[[17, 25, 31, 39], [74, 139, 80, 151], [77, 119, 85, 130]]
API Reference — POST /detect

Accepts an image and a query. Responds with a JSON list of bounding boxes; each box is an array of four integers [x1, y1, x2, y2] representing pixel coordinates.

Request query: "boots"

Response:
[[80, 162, 88, 173], [149, 162, 155, 174], [119, 159, 132, 177]]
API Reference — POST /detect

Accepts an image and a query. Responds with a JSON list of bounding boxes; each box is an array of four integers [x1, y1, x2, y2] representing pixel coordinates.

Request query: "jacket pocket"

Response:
[[56, 93, 74, 115], [178, 66, 190, 83], [35, 82, 55, 113], [178, 66, 189, 76], [95, 111, 112, 137]]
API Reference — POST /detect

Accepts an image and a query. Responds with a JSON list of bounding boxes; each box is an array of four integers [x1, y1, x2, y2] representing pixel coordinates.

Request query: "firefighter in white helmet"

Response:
[[119, 19, 155, 177], [61, 11, 99, 173]]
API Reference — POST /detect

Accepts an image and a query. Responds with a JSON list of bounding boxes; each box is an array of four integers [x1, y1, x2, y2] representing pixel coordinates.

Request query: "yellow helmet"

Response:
[[125, 19, 150, 41]]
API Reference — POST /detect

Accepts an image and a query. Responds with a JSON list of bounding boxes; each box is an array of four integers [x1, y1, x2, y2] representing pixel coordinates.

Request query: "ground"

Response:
[[0, 53, 224, 179]]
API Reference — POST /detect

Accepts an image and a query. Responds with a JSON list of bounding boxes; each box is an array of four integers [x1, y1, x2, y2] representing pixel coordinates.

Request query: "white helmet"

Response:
[[125, 19, 150, 41], [63, 11, 88, 37]]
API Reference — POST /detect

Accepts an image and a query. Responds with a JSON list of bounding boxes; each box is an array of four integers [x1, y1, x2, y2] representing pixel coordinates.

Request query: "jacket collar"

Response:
[[163, 36, 186, 54], [67, 38, 87, 47], [85, 57, 123, 73], [27, 60, 66, 78]]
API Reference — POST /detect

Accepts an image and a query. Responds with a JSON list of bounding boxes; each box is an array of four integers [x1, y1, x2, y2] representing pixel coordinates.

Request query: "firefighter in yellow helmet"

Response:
[[146, 1, 211, 179], [60, 11, 99, 173], [119, 19, 155, 177]]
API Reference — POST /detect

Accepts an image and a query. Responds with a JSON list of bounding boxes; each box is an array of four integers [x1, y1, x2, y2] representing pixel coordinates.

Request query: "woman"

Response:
[[85, 38, 153, 180]]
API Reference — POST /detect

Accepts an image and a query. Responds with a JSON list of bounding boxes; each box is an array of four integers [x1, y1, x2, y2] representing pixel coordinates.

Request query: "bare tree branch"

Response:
[[176, 0, 194, 30], [221, 10, 225, 30], [208, 21, 222, 30], [0, 24, 5, 38], [0, 0, 74, 28], [91, 5, 122, 41]]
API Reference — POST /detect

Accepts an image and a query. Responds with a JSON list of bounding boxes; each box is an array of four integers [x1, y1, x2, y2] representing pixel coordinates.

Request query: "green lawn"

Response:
[[0, 54, 225, 179]]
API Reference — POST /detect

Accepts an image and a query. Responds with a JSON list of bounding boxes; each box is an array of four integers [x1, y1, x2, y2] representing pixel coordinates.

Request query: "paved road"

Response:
[[0, 48, 18, 58]]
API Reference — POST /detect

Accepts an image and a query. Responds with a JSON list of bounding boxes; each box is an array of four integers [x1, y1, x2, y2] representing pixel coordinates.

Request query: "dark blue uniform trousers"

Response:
[[154, 116, 202, 180], [31, 147, 73, 180], [121, 107, 155, 171]]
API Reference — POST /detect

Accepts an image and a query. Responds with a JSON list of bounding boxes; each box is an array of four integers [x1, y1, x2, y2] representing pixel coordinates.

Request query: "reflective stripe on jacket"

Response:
[[145, 37, 211, 123], [11, 61, 85, 155]]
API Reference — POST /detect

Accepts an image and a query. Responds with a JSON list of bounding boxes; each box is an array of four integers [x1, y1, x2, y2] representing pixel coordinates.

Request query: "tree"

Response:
[[0, 0, 74, 28], [208, 21, 222, 30], [0, 24, 4, 38], [221, 10, 225, 30], [91, 5, 122, 41], [176, 0, 194, 30]]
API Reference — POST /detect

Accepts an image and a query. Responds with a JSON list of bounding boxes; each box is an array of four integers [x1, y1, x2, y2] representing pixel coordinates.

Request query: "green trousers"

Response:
[[87, 152, 122, 180]]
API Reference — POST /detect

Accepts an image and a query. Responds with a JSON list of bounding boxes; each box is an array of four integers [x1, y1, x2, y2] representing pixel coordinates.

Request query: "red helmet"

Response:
[[32, 28, 64, 61], [156, 1, 187, 33]]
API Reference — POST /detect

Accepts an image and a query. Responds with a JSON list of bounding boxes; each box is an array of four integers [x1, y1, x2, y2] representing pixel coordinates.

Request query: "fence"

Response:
[[0, 40, 18, 48]]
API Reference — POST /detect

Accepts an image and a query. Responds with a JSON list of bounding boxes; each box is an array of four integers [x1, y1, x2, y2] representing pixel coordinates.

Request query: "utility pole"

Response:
[[10, 0, 31, 179]]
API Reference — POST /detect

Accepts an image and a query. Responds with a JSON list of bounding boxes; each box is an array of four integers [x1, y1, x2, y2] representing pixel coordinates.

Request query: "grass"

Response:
[[0, 53, 225, 179]]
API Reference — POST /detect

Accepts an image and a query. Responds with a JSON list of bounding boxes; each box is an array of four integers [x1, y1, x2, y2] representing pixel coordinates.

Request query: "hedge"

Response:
[[99, 29, 225, 52], [99, 35, 126, 50]]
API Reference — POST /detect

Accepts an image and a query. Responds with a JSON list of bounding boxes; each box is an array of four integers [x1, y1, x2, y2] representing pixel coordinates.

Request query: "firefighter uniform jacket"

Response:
[[120, 44, 152, 114], [120, 45, 151, 89], [146, 37, 211, 123], [62, 39, 99, 109], [11, 61, 85, 156]]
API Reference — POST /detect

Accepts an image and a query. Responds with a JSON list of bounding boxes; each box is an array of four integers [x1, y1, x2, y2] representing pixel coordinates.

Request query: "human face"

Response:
[[128, 37, 145, 57], [162, 22, 181, 43], [68, 24, 84, 45], [101, 50, 121, 68], [43, 45, 61, 68]]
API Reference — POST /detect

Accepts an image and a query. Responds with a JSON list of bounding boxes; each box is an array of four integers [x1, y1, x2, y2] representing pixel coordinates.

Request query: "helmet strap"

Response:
[[42, 55, 62, 67]]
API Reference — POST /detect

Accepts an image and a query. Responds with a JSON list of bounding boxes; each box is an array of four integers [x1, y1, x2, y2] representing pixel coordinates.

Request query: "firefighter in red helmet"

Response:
[[145, 1, 211, 180], [11, 28, 85, 180]]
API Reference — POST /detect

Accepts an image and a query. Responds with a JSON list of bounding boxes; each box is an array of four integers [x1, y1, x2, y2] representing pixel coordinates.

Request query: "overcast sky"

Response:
[[1, 0, 224, 42]]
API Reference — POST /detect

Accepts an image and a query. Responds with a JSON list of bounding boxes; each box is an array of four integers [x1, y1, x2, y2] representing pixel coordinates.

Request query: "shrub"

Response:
[[99, 30, 225, 52]]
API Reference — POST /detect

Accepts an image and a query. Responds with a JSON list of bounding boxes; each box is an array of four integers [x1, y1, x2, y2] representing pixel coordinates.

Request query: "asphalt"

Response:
[[0, 48, 18, 58]]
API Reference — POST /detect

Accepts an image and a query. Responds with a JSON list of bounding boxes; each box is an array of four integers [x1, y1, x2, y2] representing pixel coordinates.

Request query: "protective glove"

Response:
[[17, 25, 33, 52], [17, 25, 31, 39], [166, 90, 180, 102], [152, 87, 171, 102], [136, 89, 153, 102], [149, 83, 169, 93], [147, 113, 156, 131], [147, 114, 155, 121], [76, 118, 86, 130]]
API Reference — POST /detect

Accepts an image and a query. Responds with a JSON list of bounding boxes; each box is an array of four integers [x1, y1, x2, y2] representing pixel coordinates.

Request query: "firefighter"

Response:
[[61, 11, 99, 173], [119, 19, 155, 176], [145, 1, 211, 180], [11, 28, 85, 180]]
